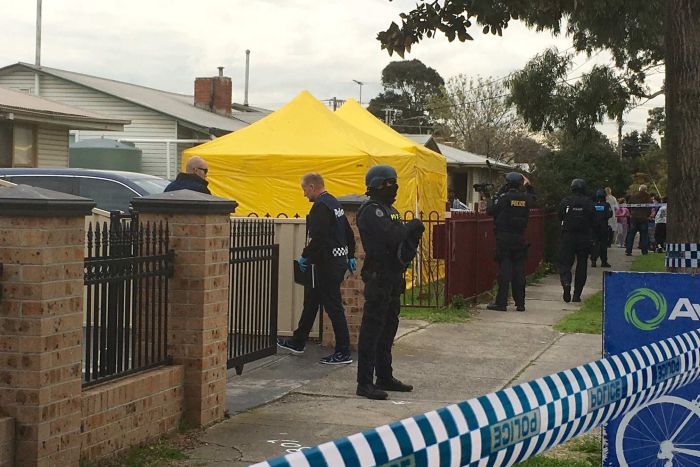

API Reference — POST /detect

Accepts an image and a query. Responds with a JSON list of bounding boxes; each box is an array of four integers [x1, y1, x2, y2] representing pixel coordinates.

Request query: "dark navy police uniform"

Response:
[[487, 185, 535, 309], [356, 199, 420, 386], [164, 172, 211, 194], [590, 199, 612, 266], [558, 193, 595, 299], [293, 192, 355, 353]]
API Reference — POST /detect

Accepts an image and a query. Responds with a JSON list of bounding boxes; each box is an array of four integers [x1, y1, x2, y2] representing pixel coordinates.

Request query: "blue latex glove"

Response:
[[297, 256, 307, 272], [347, 258, 357, 273]]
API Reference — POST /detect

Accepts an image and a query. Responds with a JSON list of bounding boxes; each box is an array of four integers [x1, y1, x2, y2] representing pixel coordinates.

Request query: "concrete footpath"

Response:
[[176, 248, 635, 466]]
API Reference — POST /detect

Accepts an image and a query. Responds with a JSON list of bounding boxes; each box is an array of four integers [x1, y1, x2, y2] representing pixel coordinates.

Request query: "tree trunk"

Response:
[[617, 115, 623, 160], [665, 0, 700, 271]]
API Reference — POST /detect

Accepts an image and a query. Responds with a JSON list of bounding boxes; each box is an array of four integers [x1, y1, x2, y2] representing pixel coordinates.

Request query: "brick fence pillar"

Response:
[[132, 190, 237, 427], [0, 185, 95, 466], [323, 196, 366, 350]]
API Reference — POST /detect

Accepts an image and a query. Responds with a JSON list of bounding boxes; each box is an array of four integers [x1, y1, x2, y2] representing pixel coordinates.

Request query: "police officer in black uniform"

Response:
[[277, 173, 356, 364], [486, 172, 536, 312], [356, 165, 424, 400], [558, 179, 596, 303], [590, 188, 613, 268]]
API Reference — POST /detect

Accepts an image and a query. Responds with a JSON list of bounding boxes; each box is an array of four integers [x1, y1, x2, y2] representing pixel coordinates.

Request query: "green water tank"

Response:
[[69, 138, 142, 171]]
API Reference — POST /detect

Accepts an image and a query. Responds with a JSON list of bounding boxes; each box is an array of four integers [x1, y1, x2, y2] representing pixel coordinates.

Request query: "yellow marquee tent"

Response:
[[336, 99, 447, 217], [181, 91, 442, 217]]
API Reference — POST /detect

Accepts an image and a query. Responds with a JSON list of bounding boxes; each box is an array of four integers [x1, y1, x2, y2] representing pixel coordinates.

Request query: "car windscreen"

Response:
[[131, 178, 171, 194]]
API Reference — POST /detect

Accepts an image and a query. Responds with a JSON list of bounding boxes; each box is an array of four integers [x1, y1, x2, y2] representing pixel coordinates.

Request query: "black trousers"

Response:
[[357, 270, 404, 385], [292, 257, 350, 354], [493, 233, 528, 307], [626, 218, 649, 254], [655, 223, 667, 250], [558, 232, 591, 294], [590, 229, 609, 264]]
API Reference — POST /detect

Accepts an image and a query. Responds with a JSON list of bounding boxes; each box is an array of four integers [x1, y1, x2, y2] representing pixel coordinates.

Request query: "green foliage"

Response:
[[554, 291, 603, 335], [367, 59, 444, 133], [508, 49, 629, 135], [377, 1, 664, 79], [630, 252, 666, 272], [450, 293, 467, 308], [81, 439, 187, 467], [532, 130, 632, 210], [400, 304, 472, 323], [430, 74, 541, 161]]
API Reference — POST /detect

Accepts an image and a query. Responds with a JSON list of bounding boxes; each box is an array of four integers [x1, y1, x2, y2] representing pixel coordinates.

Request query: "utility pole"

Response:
[[34, 0, 42, 96], [352, 79, 364, 105]]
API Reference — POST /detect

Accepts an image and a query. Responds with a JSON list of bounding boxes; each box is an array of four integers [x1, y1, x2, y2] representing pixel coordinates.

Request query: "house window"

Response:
[[0, 122, 37, 167]]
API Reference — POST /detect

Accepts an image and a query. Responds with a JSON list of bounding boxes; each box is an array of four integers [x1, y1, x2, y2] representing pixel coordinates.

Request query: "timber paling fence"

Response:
[[252, 329, 700, 467]]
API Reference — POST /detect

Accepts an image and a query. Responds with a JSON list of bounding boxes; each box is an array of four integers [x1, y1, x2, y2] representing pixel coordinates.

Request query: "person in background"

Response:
[[654, 197, 667, 253], [648, 194, 661, 252], [605, 187, 619, 247], [164, 156, 211, 194], [615, 198, 630, 248], [590, 189, 613, 268], [625, 185, 652, 256], [558, 179, 595, 303]]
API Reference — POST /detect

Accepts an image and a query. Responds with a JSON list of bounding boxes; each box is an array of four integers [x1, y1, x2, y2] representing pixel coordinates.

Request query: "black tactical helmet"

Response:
[[571, 179, 587, 193], [365, 165, 398, 188], [504, 172, 524, 187], [595, 188, 606, 200]]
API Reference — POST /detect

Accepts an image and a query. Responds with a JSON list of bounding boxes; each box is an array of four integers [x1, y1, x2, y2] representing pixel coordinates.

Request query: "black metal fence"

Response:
[[401, 210, 446, 308], [83, 212, 174, 387], [228, 218, 279, 374]]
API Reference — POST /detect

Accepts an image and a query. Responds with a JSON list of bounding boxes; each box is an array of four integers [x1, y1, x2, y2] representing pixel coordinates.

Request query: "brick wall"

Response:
[[0, 417, 14, 467], [80, 366, 183, 460], [194, 76, 232, 116]]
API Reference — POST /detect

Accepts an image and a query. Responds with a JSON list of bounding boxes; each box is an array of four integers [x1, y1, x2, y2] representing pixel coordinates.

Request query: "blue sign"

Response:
[[603, 272, 700, 467]]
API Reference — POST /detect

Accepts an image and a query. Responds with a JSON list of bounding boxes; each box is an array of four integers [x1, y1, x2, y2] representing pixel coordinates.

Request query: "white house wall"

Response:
[[0, 71, 177, 178], [37, 125, 69, 167]]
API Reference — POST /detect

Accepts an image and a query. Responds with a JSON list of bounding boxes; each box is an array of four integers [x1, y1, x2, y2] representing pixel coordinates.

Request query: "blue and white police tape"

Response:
[[666, 243, 700, 268], [618, 203, 665, 208], [252, 329, 700, 467]]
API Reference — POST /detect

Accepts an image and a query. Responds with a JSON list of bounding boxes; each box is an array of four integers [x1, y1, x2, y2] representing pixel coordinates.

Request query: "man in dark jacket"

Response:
[[164, 156, 211, 194], [625, 184, 652, 256], [355, 165, 424, 400], [558, 179, 596, 303], [590, 189, 613, 268], [277, 173, 356, 365], [486, 172, 536, 312]]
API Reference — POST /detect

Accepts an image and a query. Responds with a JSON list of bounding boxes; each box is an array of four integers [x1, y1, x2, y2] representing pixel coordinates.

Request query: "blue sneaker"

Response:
[[319, 352, 352, 365], [277, 338, 305, 354]]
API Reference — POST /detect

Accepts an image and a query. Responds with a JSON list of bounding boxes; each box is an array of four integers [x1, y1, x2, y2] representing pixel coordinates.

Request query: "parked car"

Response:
[[0, 168, 170, 212]]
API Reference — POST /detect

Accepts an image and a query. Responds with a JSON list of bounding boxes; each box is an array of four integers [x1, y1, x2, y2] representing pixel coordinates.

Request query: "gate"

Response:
[[401, 211, 446, 308], [228, 218, 280, 374], [83, 211, 174, 387]]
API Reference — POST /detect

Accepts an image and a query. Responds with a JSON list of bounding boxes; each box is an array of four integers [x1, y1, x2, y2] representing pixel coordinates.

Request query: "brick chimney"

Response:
[[194, 66, 232, 116]]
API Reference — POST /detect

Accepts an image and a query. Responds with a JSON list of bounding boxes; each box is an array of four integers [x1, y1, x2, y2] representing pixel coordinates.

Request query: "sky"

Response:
[[0, 0, 664, 140]]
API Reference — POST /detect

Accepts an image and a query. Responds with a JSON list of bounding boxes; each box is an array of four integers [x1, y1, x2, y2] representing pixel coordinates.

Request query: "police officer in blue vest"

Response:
[[277, 173, 356, 365], [590, 188, 613, 268], [558, 179, 596, 303], [356, 165, 425, 400], [486, 172, 536, 312]]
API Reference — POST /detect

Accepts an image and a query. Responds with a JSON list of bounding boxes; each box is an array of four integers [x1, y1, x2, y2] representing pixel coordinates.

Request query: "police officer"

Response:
[[277, 173, 356, 364], [558, 179, 596, 303], [486, 172, 536, 312], [590, 188, 613, 268], [356, 165, 424, 400]]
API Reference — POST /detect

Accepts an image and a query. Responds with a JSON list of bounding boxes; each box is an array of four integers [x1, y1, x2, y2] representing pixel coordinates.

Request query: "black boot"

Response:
[[601, 262, 611, 268], [591, 260, 597, 268], [563, 285, 571, 303], [572, 291, 582, 302], [356, 383, 388, 400], [376, 377, 413, 392], [487, 303, 507, 311]]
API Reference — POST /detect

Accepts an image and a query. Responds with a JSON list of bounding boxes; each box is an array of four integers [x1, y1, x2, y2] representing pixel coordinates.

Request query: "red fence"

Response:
[[444, 209, 547, 302]]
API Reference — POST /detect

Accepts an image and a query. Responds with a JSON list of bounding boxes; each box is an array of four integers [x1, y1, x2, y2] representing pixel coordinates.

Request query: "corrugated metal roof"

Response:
[[5, 63, 268, 133], [404, 133, 433, 145], [0, 85, 129, 126], [437, 143, 514, 170]]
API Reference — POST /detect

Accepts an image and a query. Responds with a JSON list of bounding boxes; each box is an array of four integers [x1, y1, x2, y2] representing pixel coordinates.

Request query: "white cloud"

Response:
[[0, 0, 663, 139]]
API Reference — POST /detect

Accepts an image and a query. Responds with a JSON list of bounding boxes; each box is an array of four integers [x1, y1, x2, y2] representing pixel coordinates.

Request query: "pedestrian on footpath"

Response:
[[654, 197, 667, 252], [485, 172, 536, 312], [164, 156, 211, 194], [355, 165, 424, 400], [277, 173, 356, 365], [558, 179, 595, 303], [615, 198, 629, 247], [590, 189, 613, 268], [605, 187, 619, 247], [625, 184, 653, 256]]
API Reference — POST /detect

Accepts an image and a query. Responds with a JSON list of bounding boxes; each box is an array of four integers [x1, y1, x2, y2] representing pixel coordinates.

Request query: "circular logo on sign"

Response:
[[624, 288, 667, 331]]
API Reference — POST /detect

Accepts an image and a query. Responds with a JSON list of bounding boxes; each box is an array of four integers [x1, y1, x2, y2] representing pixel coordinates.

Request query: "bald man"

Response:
[[164, 156, 211, 194]]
